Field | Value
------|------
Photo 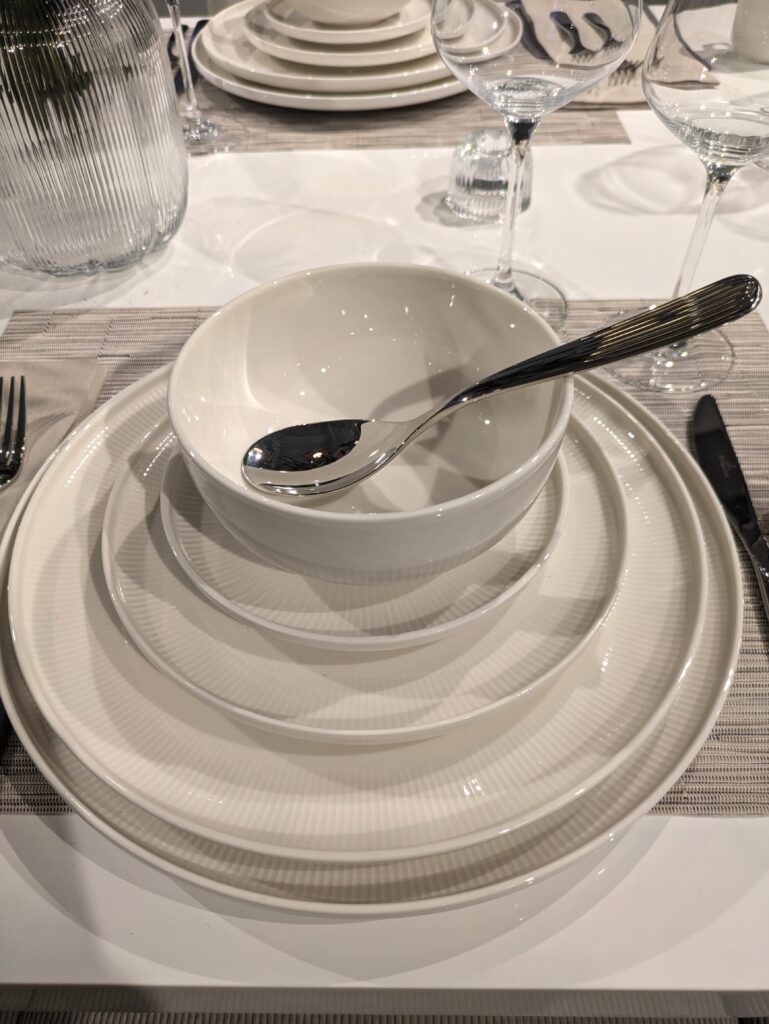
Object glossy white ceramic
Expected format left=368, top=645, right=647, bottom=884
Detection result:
left=11, top=368, right=707, bottom=861
left=101, top=416, right=628, bottom=743
left=264, top=0, right=429, bottom=44
left=155, top=447, right=569, bottom=653
left=0, top=372, right=741, bottom=913
left=167, top=264, right=573, bottom=584
left=286, top=0, right=411, bottom=26
left=244, top=5, right=435, bottom=68
left=202, top=8, right=447, bottom=93
left=192, top=33, right=464, bottom=111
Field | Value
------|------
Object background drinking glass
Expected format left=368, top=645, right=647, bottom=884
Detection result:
left=610, top=0, right=769, bottom=392
left=446, top=129, right=532, bottom=222
left=432, top=0, right=642, bottom=321
left=166, top=0, right=242, bottom=154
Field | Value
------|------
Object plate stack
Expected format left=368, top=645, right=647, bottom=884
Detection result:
left=193, top=0, right=467, bottom=112
left=1, top=264, right=741, bottom=916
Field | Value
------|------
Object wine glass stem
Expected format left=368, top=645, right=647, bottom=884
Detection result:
left=166, top=0, right=201, bottom=121
left=673, top=165, right=734, bottom=299
left=494, top=118, right=537, bottom=291
left=666, top=165, right=734, bottom=353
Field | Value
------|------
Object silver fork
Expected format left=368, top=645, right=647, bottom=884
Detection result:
left=0, top=376, right=26, bottom=491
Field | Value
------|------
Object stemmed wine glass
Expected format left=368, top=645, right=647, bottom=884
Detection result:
left=166, top=0, right=242, bottom=155
left=432, top=0, right=642, bottom=322
left=610, top=0, right=769, bottom=392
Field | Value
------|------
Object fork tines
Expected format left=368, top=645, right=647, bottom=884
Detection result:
left=0, top=375, right=26, bottom=490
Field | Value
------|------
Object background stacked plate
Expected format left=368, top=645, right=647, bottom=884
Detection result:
left=193, top=0, right=468, bottom=112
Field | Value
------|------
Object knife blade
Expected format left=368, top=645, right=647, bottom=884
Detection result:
left=692, top=393, right=769, bottom=623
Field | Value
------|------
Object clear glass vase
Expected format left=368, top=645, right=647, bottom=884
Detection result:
left=0, top=0, right=188, bottom=277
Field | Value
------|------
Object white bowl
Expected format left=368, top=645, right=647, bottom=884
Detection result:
left=286, top=0, right=411, bottom=26
left=168, top=263, right=573, bottom=585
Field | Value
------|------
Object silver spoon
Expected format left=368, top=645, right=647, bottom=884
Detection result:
left=243, top=274, right=760, bottom=496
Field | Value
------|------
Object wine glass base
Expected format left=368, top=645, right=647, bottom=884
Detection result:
left=182, top=114, right=243, bottom=156
left=469, top=268, right=567, bottom=327
left=607, top=328, right=735, bottom=393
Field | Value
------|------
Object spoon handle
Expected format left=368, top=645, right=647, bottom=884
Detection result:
left=438, top=274, right=760, bottom=416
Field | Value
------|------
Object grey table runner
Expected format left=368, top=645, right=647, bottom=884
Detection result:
left=0, top=301, right=766, bottom=816
left=193, top=77, right=631, bottom=149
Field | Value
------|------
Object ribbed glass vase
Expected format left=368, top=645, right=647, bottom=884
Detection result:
left=0, top=0, right=188, bottom=276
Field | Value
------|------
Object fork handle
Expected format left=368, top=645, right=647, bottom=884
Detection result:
left=435, top=274, right=760, bottom=417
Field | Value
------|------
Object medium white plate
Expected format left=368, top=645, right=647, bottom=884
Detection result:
left=245, top=4, right=435, bottom=67
left=156, top=446, right=569, bottom=653
left=9, top=368, right=706, bottom=862
left=202, top=7, right=448, bottom=93
left=0, top=372, right=740, bottom=914
left=102, top=420, right=622, bottom=740
left=264, top=0, right=430, bottom=45
left=193, top=30, right=465, bottom=111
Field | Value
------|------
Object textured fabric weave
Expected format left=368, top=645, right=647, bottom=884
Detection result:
left=191, top=77, right=630, bottom=149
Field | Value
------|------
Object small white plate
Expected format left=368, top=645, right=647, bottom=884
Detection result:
left=103, top=417, right=618, bottom=744
left=265, top=0, right=430, bottom=45
left=202, top=7, right=448, bottom=93
left=10, top=368, right=708, bottom=862
left=245, top=6, right=435, bottom=67
left=158, top=447, right=568, bottom=652
left=192, top=31, right=465, bottom=110
left=0, top=372, right=740, bottom=914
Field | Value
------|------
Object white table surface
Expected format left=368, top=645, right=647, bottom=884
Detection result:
left=2, top=109, right=769, bottom=1016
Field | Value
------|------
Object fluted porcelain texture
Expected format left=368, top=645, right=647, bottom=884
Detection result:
left=0, top=0, right=188, bottom=276
left=0, top=372, right=741, bottom=914
left=8, top=368, right=712, bottom=863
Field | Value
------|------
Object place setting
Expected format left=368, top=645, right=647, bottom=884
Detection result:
left=0, top=253, right=757, bottom=913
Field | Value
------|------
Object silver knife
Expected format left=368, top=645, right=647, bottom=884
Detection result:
left=692, top=394, right=769, bottom=622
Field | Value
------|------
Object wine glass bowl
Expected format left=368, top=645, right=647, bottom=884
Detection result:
left=434, top=1, right=639, bottom=112
left=610, top=0, right=769, bottom=392
left=431, top=0, right=642, bottom=320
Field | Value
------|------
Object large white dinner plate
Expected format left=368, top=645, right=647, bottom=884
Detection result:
left=264, top=0, right=430, bottom=45
left=192, top=30, right=465, bottom=111
left=152, top=447, right=570, bottom=654
left=9, top=367, right=706, bottom=863
left=101, top=419, right=622, bottom=738
left=0, top=372, right=741, bottom=914
left=201, top=7, right=448, bottom=93
left=244, top=4, right=435, bottom=67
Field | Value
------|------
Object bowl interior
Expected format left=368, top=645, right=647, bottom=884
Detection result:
left=171, top=265, right=568, bottom=515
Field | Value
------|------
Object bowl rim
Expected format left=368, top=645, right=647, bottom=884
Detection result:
left=168, top=262, right=574, bottom=523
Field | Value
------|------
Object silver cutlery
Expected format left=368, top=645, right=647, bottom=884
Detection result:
left=0, top=373, right=25, bottom=755
left=243, top=274, right=761, bottom=496
left=0, top=375, right=26, bottom=491
left=692, top=393, right=769, bottom=623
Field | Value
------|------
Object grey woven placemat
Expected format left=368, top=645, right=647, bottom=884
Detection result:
left=192, top=75, right=630, bottom=149
left=0, top=301, right=766, bottom=816
left=5, top=1015, right=751, bottom=1024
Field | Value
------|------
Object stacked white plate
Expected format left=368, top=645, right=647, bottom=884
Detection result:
left=193, top=0, right=467, bottom=112
left=0, top=355, right=741, bottom=914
